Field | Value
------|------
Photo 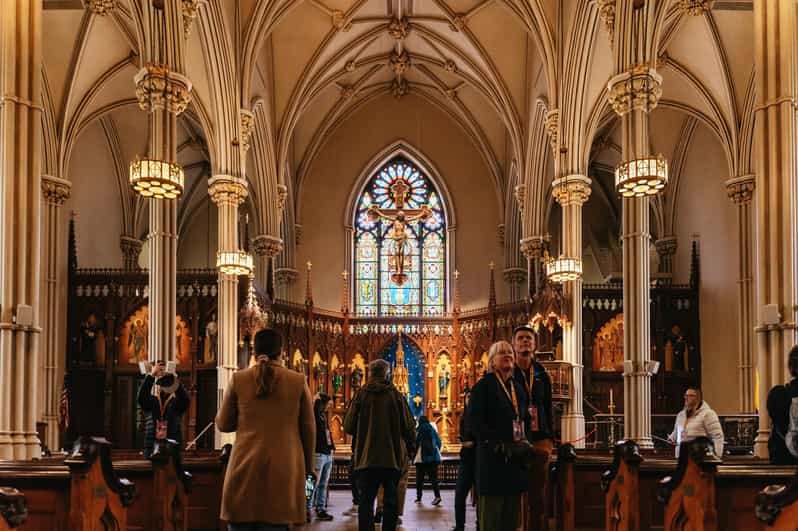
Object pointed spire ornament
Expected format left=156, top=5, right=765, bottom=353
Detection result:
left=305, top=261, right=314, bottom=307
left=341, top=271, right=350, bottom=314
left=488, top=262, right=496, bottom=307
left=453, top=270, right=461, bottom=314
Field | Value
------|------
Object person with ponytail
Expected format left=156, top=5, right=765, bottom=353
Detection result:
left=217, top=328, right=316, bottom=531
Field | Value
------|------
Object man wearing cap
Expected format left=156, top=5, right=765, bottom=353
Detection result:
left=512, top=326, right=554, bottom=531
left=137, top=361, right=190, bottom=457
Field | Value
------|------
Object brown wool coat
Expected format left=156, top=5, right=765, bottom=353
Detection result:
left=216, top=362, right=315, bottom=525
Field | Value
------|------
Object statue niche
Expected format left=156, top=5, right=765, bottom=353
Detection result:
left=531, top=312, right=563, bottom=360
left=119, top=306, right=148, bottom=364
left=77, top=312, right=105, bottom=366
left=436, top=352, right=452, bottom=405
left=592, top=313, right=624, bottom=371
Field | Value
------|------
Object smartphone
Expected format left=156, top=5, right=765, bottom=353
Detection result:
left=305, top=474, right=315, bottom=500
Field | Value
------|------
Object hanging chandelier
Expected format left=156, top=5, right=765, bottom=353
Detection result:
left=129, top=158, right=184, bottom=199
left=615, top=155, right=668, bottom=197
left=544, top=254, right=583, bottom=283
left=216, top=250, right=253, bottom=275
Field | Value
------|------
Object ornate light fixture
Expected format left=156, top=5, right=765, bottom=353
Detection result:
left=216, top=250, right=253, bottom=275
left=129, top=158, right=184, bottom=199
left=614, top=155, right=668, bottom=197
left=544, top=253, right=583, bottom=283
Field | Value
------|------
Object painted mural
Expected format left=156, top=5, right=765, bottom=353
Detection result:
left=380, top=333, right=426, bottom=418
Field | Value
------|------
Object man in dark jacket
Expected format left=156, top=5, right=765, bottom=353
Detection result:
left=137, top=362, right=190, bottom=457
left=767, top=346, right=798, bottom=464
left=512, top=325, right=554, bottom=531
left=470, top=341, right=531, bottom=531
left=309, top=394, right=335, bottom=521
left=344, top=359, right=415, bottom=531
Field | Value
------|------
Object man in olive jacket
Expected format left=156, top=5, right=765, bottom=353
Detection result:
left=344, top=359, right=416, bottom=531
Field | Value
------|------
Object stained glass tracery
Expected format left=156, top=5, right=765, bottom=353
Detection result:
left=354, top=158, right=446, bottom=316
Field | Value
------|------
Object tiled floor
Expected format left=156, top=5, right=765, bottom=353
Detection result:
left=308, top=489, right=477, bottom=530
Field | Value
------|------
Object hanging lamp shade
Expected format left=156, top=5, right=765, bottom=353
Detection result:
left=129, top=158, right=184, bottom=199
left=545, top=255, right=583, bottom=283
left=614, top=155, right=668, bottom=198
left=216, top=250, right=253, bottom=275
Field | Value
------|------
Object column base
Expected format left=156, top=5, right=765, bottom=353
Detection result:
left=754, top=430, right=770, bottom=459
left=560, top=412, right=586, bottom=448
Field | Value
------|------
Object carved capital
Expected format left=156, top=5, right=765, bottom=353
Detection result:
left=41, top=175, right=71, bottom=206
left=208, top=175, right=248, bottom=206
left=120, top=235, right=143, bottom=270
left=182, top=0, right=204, bottom=35
left=552, top=175, right=591, bottom=206
left=725, top=175, right=755, bottom=205
left=252, top=234, right=284, bottom=257
left=239, top=109, right=255, bottom=153
left=82, top=0, right=116, bottom=15
left=388, top=17, right=410, bottom=40
left=390, top=50, right=411, bottom=76
left=134, top=64, right=192, bottom=115
left=544, top=109, right=559, bottom=154
left=520, top=235, right=549, bottom=259
left=514, top=184, right=526, bottom=213
left=275, top=267, right=300, bottom=286
left=502, top=267, right=527, bottom=285
left=655, top=236, right=678, bottom=257
left=607, top=65, right=662, bottom=116
left=597, top=0, right=615, bottom=41
left=679, top=0, right=714, bottom=15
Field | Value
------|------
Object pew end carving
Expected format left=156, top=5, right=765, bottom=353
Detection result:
left=755, top=469, right=798, bottom=530
left=149, top=439, right=192, bottom=531
left=63, top=436, right=135, bottom=530
left=602, top=440, right=643, bottom=531
left=658, top=437, right=721, bottom=531
left=552, top=443, right=576, bottom=531
left=0, top=488, right=27, bottom=530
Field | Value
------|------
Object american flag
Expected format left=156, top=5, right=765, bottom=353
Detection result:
left=58, top=374, right=69, bottom=431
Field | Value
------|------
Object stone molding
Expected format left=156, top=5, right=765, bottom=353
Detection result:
left=252, top=234, right=284, bottom=257
left=520, top=235, right=549, bottom=259
left=239, top=109, right=255, bottom=153
left=41, top=175, right=71, bottom=206
left=725, top=175, right=755, bottom=205
left=655, top=236, right=677, bottom=257
left=552, top=175, right=591, bottom=206
left=514, top=184, right=526, bottom=213
left=134, top=64, right=192, bottom=115
left=277, top=184, right=288, bottom=212
left=597, top=0, right=615, bottom=41
left=679, top=0, right=714, bottom=16
left=607, top=65, right=662, bottom=116
left=208, top=175, right=248, bottom=206
left=275, top=267, right=300, bottom=286
left=182, top=0, right=203, bottom=35
left=544, top=109, right=559, bottom=154
left=388, top=17, right=410, bottom=39
left=82, top=0, right=116, bottom=15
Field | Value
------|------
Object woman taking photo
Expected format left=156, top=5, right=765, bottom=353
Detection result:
left=414, top=415, right=442, bottom=506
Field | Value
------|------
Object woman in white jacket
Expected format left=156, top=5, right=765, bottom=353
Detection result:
left=668, top=388, right=724, bottom=458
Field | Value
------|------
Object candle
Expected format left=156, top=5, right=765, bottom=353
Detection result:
left=609, top=388, right=614, bottom=406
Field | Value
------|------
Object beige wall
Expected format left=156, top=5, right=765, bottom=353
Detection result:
left=296, top=93, right=506, bottom=311
left=672, top=125, right=738, bottom=414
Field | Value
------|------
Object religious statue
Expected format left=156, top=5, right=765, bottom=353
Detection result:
left=351, top=366, right=364, bottom=393
left=79, top=313, right=102, bottom=365
left=665, top=324, right=689, bottom=371
left=392, top=334, right=411, bottom=399
left=332, top=370, right=344, bottom=396
left=127, top=317, right=148, bottom=364
left=438, top=368, right=451, bottom=398
left=204, top=314, right=218, bottom=363
left=175, top=321, right=184, bottom=363
left=593, top=314, right=624, bottom=371
left=366, top=177, right=432, bottom=285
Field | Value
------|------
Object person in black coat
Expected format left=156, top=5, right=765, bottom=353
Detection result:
left=469, top=341, right=531, bottom=531
left=767, top=346, right=798, bottom=464
left=137, top=362, right=190, bottom=457
left=453, top=393, right=478, bottom=531
left=512, top=325, right=554, bottom=531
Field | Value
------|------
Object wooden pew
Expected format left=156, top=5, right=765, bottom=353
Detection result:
left=218, top=444, right=231, bottom=531
left=756, top=469, right=798, bottom=530
left=658, top=437, right=721, bottom=531
left=149, top=440, right=192, bottom=531
left=0, top=488, right=27, bottom=530
left=601, top=440, right=643, bottom=531
left=551, top=443, right=576, bottom=531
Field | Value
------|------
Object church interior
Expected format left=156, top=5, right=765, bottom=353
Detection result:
left=2, top=0, right=798, bottom=529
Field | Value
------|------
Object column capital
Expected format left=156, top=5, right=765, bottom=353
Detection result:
left=520, top=235, right=549, bottom=259
left=514, top=184, right=526, bottom=213
left=208, top=175, right=248, bottom=206
left=41, top=175, right=71, bottom=205
left=654, top=236, right=677, bottom=257
left=725, top=175, right=755, bottom=205
left=275, top=267, right=300, bottom=286
left=182, top=0, right=205, bottom=36
left=277, top=184, right=288, bottom=212
left=544, top=109, right=559, bottom=154
left=607, top=65, right=662, bottom=116
left=597, top=0, right=615, bottom=41
left=252, top=234, right=283, bottom=257
left=134, top=64, right=193, bottom=115
left=239, top=109, right=255, bottom=153
left=678, top=0, right=715, bottom=16
left=82, top=0, right=116, bottom=15
left=552, top=175, right=591, bottom=206
left=502, top=267, right=527, bottom=285
left=120, top=235, right=143, bottom=270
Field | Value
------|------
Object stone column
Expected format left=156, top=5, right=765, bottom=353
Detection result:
left=609, top=65, right=662, bottom=449
left=252, top=234, right=283, bottom=292
left=502, top=268, right=526, bottom=303
left=655, top=237, right=677, bottom=278
left=209, top=176, right=247, bottom=446
left=520, top=236, right=548, bottom=300
left=120, top=235, right=143, bottom=271
left=552, top=175, right=591, bottom=447
left=752, top=0, right=798, bottom=458
left=39, top=175, right=71, bottom=452
left=134, top=64, right=192, bottom=364
left=725, top=176, right=756, bottom=413
left=0, top=0, right=44, bottom=459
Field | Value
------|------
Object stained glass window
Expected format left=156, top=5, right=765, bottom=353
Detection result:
left=354, top=158, right=447, bottom=316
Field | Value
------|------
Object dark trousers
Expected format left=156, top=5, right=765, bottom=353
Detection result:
left=414, top=462, right=441, bottom=500
left=349, top=459, right=360, bottom=505
left=455, top=451, right=477, bottom=530
left=357, top=467, right=401, bottom=531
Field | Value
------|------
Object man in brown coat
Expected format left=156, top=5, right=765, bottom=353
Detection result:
left=344, top=358, right=416, bottom=531
left=217, top=329, right=316, bottom=530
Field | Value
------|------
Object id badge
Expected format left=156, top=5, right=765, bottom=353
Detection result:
left=528, top=405, right=540, bottom=432
left=156, top=420, right=168, bottom=440
left=512, top=419, right=525, bottom=442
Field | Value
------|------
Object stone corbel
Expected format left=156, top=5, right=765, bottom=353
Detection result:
left=514, top=184, right=526, bottom=213
left=134, top=64, right=193, bottom=115
left=502, top=267, right=527, bottom=285
left=725, top=175, right=755, bottom=205
left=82, top=0, right=116, bottom=15
left=275, top=267, right=300, bottom=286
left=607, top=65, right=662, bottom=116
left=678, top=0, right=714, bottom=16
left=544, top=109, right=560, bottom=155
left=277, top=184, right=288, bottom=213
left=182, top=0, right=204, bottom=35
left=597, top=0, right=615, bottom=41
left=239, top=109, right=255, bottom=153
left=41, top=175, right=71, bottom=206
left=252, top=235, right=284, bottom=258
left=520, top=235, right=549, bottom=260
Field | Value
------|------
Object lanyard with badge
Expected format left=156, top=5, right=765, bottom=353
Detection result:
left=520, top=368, right=540, bottom=432
left=155, top=394, right=173, bottom=440
left=497, top=374, right=524, bottom=441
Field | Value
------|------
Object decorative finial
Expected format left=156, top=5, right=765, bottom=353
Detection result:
left=453, top=269, right=461, bottom=314
left=489, top=262, right=496, bottom=307
left=305, top=260, right=314, bottom=307
left=341, top=270, right=350, bottom=314
left=307, top=261, right=312, bottom=271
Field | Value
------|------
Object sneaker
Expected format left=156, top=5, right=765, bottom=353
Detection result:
left=315, top=510, right=334, bottom=521
left=432, top=497, right=442, bottom=506
left=342, top=505, right=358, bottom=516
left=374, top=510, right=382, bottom=523
left=415, top=498, right=422, bottom=503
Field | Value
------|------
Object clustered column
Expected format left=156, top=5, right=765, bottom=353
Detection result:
left=39, top=175, right=71, bottom=452
left=120, top=235, right=144, bottom=271
left=252, top=235, right=284, bottom=293
left=209, top=176, right=248, bottom=446
left=654, top=237, right=677, bottom=279
left=0, top=0, right=44, bottom=459
left=552, top=175, right=591, bottom=447
left=725, top=176, right=755, bottom=413
left=519, top=236, right=548, bottom=300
